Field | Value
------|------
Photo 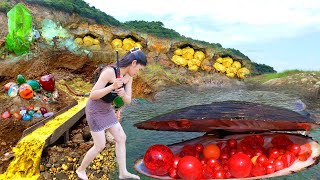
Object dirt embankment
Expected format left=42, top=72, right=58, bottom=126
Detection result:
left=246, top=72, right=320, bottom=115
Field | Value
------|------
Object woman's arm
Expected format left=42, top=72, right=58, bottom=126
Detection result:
left=89, top=68, right=123, bottom=100
left=116, top=76, right=132, bottom=104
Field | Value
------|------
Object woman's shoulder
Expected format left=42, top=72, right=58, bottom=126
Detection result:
left=100, top=66, right=116, bottom=80
left=102, top=66, right=116, bottom=74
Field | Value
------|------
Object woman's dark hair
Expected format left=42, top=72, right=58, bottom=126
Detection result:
left=118, top=47, right=147, bottom=67
left=93, top=48, right=147, bottom=84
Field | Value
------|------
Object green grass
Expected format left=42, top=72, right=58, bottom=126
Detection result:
left=249, top=69, right=319, bottom=83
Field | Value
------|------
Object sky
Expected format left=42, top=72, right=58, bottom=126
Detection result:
left=84, top=0, right=320, bottom=72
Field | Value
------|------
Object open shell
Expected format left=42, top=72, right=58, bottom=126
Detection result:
left=135, top=133, right=320, bottom=179
left=134, top=101, right=320, bottom=133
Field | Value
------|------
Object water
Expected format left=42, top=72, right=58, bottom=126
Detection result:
left=114, top=87, right=320, bottom=180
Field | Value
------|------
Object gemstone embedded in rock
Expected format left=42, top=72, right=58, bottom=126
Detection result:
left=43, top=112, right=54, bottom=118
left=16, top=74, right=26, bottom=85
left=40, top=107, right=48, bottom=115
left=27, top=80, right=41, bottom=91
left=1, top=111, right=11, bottom=119
left=22, top=114, right=31, bottom=121
left=4, top=82, right=15, bottom=91
left=19, top=84, right=34, bottom=99
left=40, top=74, right=55, bottom=91
left=13, top=113, right=22, bottom=120
left=8, top=84, right=19, bottom=97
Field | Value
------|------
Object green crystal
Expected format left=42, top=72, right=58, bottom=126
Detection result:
left=113, top=96, right=125, bottom=108
left=5, top=3, right=33, bottom=55
left=27, top=80, right=41, bottom=91
left=28, top=110, right=35, bottom=117
left=16, top=74, right=26, bottom=85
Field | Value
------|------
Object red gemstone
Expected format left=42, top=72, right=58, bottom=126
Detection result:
left=172, top=156, right=181, bottom=169
left=251, top=164, right=266, bottom=176
left=271, top=135, right=293, bottom=149
left=298, top=143, right=312, bottom=161
left=40, top=74, right=55, bottom=91
left=206, top=158, right=220, bottom=169
left=177, top=156, right=202, bottom=180
left=266, top=163, right=276, bottom=174
left=212, top=170, right=226, bottom=179
left=169, top=167, right=179, bottom=179
left=40, top=107, right=48, bottom=115
left=27, top=105, right=34, bottom=110
left=4, top=82, right=15, bottom=91
left=281, top=151, right=296, bottom=168
left=1, top=111, right=11, bottom=119
left=274, top=159, right=285, bottom=171
left=228, top=153, right=253, bottom=178
left=195, top=144, right=204, bottom=153
left=227, top=138, right=237, bottom=149
left=256, top=154, right=269, bottom=167
left=288, top=144, right=301, bottom=156
left=143, top=144, right=173, bottom=176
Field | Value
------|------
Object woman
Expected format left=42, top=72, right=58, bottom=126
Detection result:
left=76, top=48, right=147, bottom=180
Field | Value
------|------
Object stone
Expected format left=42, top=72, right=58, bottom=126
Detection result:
left=82, top=126, right=91, bottom=141
left=4, top=82, right=15, bottom=91
left=55, top=172, right=68, bottom=180
left=16, top=74, right=26, bottom=85
left=8, top=84, right=19, bottom=97
left=19, top=84, right=34, bottom=99
left=1, top=111, right=11, bottom=119
left=27, top=80, right=41, bottom=91
left=28, top=110, right=35, bottom=117
left=43, top=112, right=54, bottom=118
left=72, top=133, right=84, bottom=143
left=33, top=113, right=43, bottom=118
left=12, top=112, right=22, bottom=120
left=20, top=110, right=27, bottom=116
left=40, top=164, right=45, bottom=172
left=301, top=78, right=308, bottom=83
left=40, top=107, right=48, bottom=115
left=22, top=113, right=31, bottom=121
left=39, top=172, right=53, bottom=180
left=27, top=105, right=34, bottom=110
left=40, top=74, right=55, bottom=92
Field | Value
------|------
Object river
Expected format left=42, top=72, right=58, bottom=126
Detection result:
left=112, top=87, right=320, bottom=180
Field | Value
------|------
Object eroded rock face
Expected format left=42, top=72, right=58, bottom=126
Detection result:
left=49, top=50, right=89, bottom=70
left=0, top=1, right=253, bottom=97
left=0, top=12, right=8, bottom=39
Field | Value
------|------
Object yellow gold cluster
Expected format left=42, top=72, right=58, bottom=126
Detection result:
left=171, top=47, right=205, bottom=72
left=213, top=57, right=250, bottom=79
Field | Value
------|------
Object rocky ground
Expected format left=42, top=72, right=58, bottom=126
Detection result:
left=246, top=72, right=320, bottom=112
left=38, top=117, right=117, bottom=180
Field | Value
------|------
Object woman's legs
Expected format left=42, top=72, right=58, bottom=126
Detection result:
left=109, top=123, right=140, bottom=179
left=76, top=130, right=106, bottom=180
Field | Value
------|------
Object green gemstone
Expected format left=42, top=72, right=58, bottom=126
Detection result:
left=113, top=96, right=125, bottom=108
left=16, top=74, right=26, bottom=85
left=5, top=3, right=33, bottom=55
left=27, top=80, right=41, bottom=91
left=28, top=110, right=35, bottom=117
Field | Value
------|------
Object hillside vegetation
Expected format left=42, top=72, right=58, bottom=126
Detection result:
left=0, top=0, right=275, bottom=75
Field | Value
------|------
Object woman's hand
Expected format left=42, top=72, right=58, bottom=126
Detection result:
left=115, top=87, right=126, bottom=97
left=112, top=78, right=123, bottom=90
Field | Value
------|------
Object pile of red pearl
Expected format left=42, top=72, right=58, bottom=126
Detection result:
left=143, top=134, right=312, bottom=179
